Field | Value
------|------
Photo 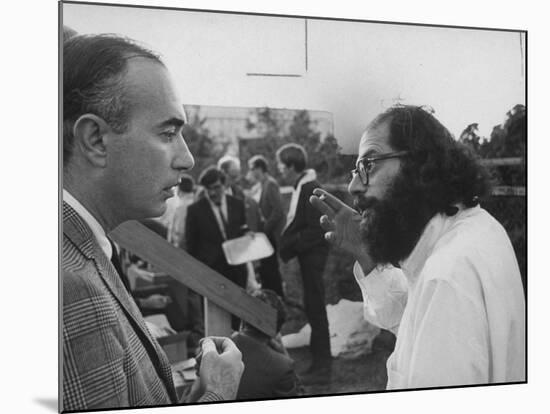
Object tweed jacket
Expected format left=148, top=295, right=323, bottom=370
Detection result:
left=62, top=201, right=177, bottom=411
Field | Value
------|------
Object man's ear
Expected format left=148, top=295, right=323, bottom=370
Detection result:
left=72, top=114, right=112, bottom=168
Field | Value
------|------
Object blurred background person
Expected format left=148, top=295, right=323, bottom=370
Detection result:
left=186, top=167, right=248, bottom=329
left=168, top=173, right=197, bottom=248
left=218, top=154, right=262, bottom=232
left=276, top=143, right=331, bottom=381
left=246, top=155, right=285, bottom=298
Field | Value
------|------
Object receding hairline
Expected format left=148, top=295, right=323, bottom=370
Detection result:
left=358, top=117, right=395, bottom=158
left=115, top=56, right=185, bottom=124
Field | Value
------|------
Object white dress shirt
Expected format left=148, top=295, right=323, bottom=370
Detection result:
left=354, top=206, right=525, bottom=389
left=63, top=189, right=112, bottom=259
left=284, top=168, right=316, bottom=231
left=206, top=194, right=229, bottom=240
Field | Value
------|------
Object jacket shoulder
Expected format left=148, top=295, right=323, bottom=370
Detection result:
left=266, top=177, right=280, bottom=190
left=301, top=180, right=321, bottom=193
left=63, top=253, right=109, bottom=307
left=187, top=197, right=207, bottom=213
left=62, top=235, right=88, bottom=274
left=227, top=194, right=246, bottom=209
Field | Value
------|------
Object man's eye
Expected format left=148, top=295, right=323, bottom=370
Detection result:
left=161, top=131, right=178, bottom=141
left=365, top=161, right=375, bottom=172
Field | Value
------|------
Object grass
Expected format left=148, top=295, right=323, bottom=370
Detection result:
left=278, top=252, right=395, bottom=396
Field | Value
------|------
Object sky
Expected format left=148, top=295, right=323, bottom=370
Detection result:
left=63, top=3, right=524, bottom=153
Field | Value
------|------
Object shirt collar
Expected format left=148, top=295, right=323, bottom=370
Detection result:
left=63, top=189, right=113, bottom=259
left=293, top=168, right=317, bottom=189
left=399, top=205, right=478, bottom=283
left=206, top=192, right=227, bottom=210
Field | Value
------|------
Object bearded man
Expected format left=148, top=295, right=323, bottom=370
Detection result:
left=310, top=105, right=525, bottom=389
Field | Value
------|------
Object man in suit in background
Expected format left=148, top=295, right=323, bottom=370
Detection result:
left=218, top=154, right=263, bottom=232
left=276, top=143, right=332, bottom=381
left=246, top=155, right=285, bottom=298
left=185, top=167, right=248, bottom=329
left=62, top=34, right=243, bottom=411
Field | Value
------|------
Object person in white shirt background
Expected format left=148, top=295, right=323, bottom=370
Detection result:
left=168, top=173, right=197, bottom=248
left=310, top=105, right=525, bottom=390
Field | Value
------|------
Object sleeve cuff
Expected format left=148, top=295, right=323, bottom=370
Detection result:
left=353, top=261, right=396, bottom=300
left=197, top=390, right=224, bottom=402
left=352, top=261, right=408, bottom=333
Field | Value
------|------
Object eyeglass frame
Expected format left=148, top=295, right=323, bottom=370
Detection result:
left=351, top=150, right=409, bottom=186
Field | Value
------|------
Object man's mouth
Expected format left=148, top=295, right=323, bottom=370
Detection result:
left=354, top=196, right=378, bottom=214
left=161, top=184, right=177, bottom=197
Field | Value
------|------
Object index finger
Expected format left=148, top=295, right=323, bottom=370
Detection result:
left=311, top=188, right=348, bottom=212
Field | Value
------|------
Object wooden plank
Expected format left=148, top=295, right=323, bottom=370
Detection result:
left=491, top=186, right=526, bottom=197
left=480, top=157, right=523, bottom=167
left=110, top=220, right=277, bottom=337
left=204, top=299, right=232, bottom=337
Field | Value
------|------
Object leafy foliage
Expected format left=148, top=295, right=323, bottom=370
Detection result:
left=182, top=111, right=229, bottom=181
left=459, top=104, right=526, bottom=186
left=459, top=104, right=526, bottom=290
left=240, top=108, right=349, bottom=182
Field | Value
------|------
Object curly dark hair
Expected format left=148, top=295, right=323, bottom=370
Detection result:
left=198, top=166, right=226, bottom=188
left=370, top=105, right=490, bottom=215
left=355, top=105, right=492, bottom=265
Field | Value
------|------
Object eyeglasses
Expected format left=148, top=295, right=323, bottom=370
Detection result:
left=351, top=150, right=409, bottom=186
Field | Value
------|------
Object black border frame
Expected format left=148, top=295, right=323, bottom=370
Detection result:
left=59, top=1, right=528, bottom=412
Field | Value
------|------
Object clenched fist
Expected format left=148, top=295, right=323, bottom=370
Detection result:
left=186, top=336, right=244, bottom=402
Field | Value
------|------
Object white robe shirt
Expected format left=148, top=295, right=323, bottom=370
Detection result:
left=353, top=206, right=525, bottom=389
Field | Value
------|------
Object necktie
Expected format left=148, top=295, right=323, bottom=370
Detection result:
left=217, top=205, right=228, bottom=240
left=108, top=238, right=131, bottom=292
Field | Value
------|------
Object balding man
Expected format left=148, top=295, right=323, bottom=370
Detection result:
left=62, top=34, right=243, bottom=410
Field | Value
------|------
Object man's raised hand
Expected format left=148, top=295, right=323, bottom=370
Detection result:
left=310, top=188, right=375, bottom=273
left=309, top=188, right=363, bottom=252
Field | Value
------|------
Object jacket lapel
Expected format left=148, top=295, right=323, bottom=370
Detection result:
left=63, top=201, right=177, bottom=402
left=203, top=197, right=225, bottom=241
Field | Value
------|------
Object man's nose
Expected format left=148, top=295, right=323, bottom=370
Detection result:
left=348, top=172, right=366, bottom=196
left=173, top=135, right=195, bottom=171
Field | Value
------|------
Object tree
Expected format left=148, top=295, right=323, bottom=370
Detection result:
left=481, top=104, right=526, bottom=159
left=459, top=123, right=484, bottom=153
left=481, top=104, right=526, bottom=186
left=240, top=108, right=348, bottom=183
left=183, top=111, right=228, bottom=181
left=240, top=107, right=287, bottom=181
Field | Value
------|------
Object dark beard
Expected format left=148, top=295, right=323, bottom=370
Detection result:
left=354, top=174, right=436, bottom=266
